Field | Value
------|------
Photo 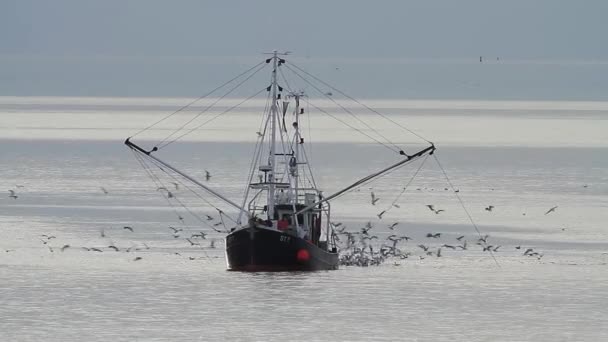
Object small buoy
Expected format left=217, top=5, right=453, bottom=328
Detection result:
left=296, top=249, right=310, bottom=262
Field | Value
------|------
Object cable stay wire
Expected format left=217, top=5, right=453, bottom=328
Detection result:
left=142, top=153, right=240, bottom=230
left=432, top=153, right=500, bottom=267
left=133, top=149, right=229, bottom=233
left=287, top=61, right=432, bottom=146
left=131, top=149, right=209, bottom=229
left=283, top=64, right=402, bottom=154
left=131, top=60, right=267, bottom=139
left=298, top=98, right=400, bottom=154
left=383, top=154, right=429, bottom=215
left=157, top=63, right=269, bottom=148
left=158, top=87, right=268, bottom=149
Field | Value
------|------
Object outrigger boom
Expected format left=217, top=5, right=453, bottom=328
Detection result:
left=294, top=143, right=435, bottom=216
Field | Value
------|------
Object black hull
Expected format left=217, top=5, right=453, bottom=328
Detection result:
left=225, top=226, right=339, bottom=271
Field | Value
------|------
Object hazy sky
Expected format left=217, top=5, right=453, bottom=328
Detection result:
left=2, top=0, right=608, bottom=98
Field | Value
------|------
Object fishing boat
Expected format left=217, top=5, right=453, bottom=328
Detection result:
left=125, top=51, right=435, bottom=271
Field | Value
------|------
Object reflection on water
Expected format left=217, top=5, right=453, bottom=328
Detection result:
left=1, top=98, right=608, bottom=341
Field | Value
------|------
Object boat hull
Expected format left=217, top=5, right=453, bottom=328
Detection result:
left=225, top=226, right=339, bottom=271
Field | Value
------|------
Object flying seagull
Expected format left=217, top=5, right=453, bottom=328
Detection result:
left=123, top=226, right=134, bottom=232
left=544, top=206, right=558, bottom=215
left=485, top=205, right=494, bottom=212
left=205, top=170, right=211, bottom=181
left=371, top=192, right=380, bottom=205
left=100, top=187, right=109, bottom=194
left=8, top=190, right=18, bottom=199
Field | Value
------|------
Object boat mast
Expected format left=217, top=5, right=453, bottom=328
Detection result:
left=268, top=50, right=279, bottom=221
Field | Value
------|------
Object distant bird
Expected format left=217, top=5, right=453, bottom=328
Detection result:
left=583, top=184, right=588, bottom=188
left=142, top=243, right=150, bottom=250
left=169, top=226, right=183, bottom=233
left=90, top=248, right=103, bottom=252
left=523, top=248, right=534, bottom=255
left=331, top=222, right=343, bottom=227
left=544, top=206, right=558, bottom=215
left=456, top=235, right=465, bottom=241
left=171, top=182, right=179, bottom=190
left=426, top=204, right=444, bottom=214
left=442, top=244, right=456, bottom=250
left=8, top=190, right=18, bottom=199
left=418, top=244, right=429, bottom=252
left=256, top=131, right=263, bottom=137
left=133, top=257, right=142, bottom=261
left=60, top=244, right=70, bottom=252
left=477, top=235, right=489, bottom=244
left=41, top=235, right=56, bottom=240
left=167, top=191, right=174, bottom=198
left=457, top=241, right=468, bottom=250
left=388, top=222, right=399, bottom=230
left=123, top=226, right=133, bottom=232
left=100, top=229, right=105, bottom=238
left=205, top=170, right=211, bottom=181
left=47, top=246, right=54, bottom=253
left=100, top=187, right=108, bottom=194
left=324, top=91, right=333, bottom=96
left=371, top=192, right=380, bottom=205
left=493, top=245, right=501, bottom=252
left=191, top=232, right=207, bottom=239
left=426, top=233, right=441, bottom=238
left=209, top=239, right=216, bottom=248
left=157, top=187, right=168, bottom=191
left=213, top=222, right=223, bottom=227
left=186, top=238, right=200, bottom=246
left=377, top=210, right=386, bottom=219
left=485, top=205, right=494, bottom=212
left=108, top=245, right=119, bottom=251
left=436, top=248, right=442, bottom=257
left=392, top=204, right=401, bottom=208
left=206, top=215, right=214, bottom=221
left=515, top=245, right=521, bottom=250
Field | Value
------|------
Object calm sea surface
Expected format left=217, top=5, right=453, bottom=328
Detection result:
left=1, top=97, right=607, bottom=341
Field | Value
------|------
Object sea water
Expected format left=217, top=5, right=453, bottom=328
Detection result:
left=1, top=96, right=607, bottom=341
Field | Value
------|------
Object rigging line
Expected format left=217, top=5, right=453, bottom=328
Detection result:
left=384, top=154, right=429, bottom=214
left=133, top=148, right=227, bottom=232
left=238, top=93, right=273, bottom=224
left=305, top=97, right=314, bottom=174
left=326, top=155, right=422, bottom=204
left=131, top=60, right=266, bottom=139
left=303, top=98, right=399, bottom=153
left=278, top=66, right=293, bottom=92
left=142, top=154, right=238, bottom=229
left=131, top=149, right=201, bottom=227
left=158, top=87, right=268, bottom=149
left=287, top=61, right=432, bottom=145
left=298, top=139, right=318, bottom=188
left=284, top=64, right=402, bottom=153
left=157, top=63, right=268, bottom=148
left=432, top=154, right=500, bottom=267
